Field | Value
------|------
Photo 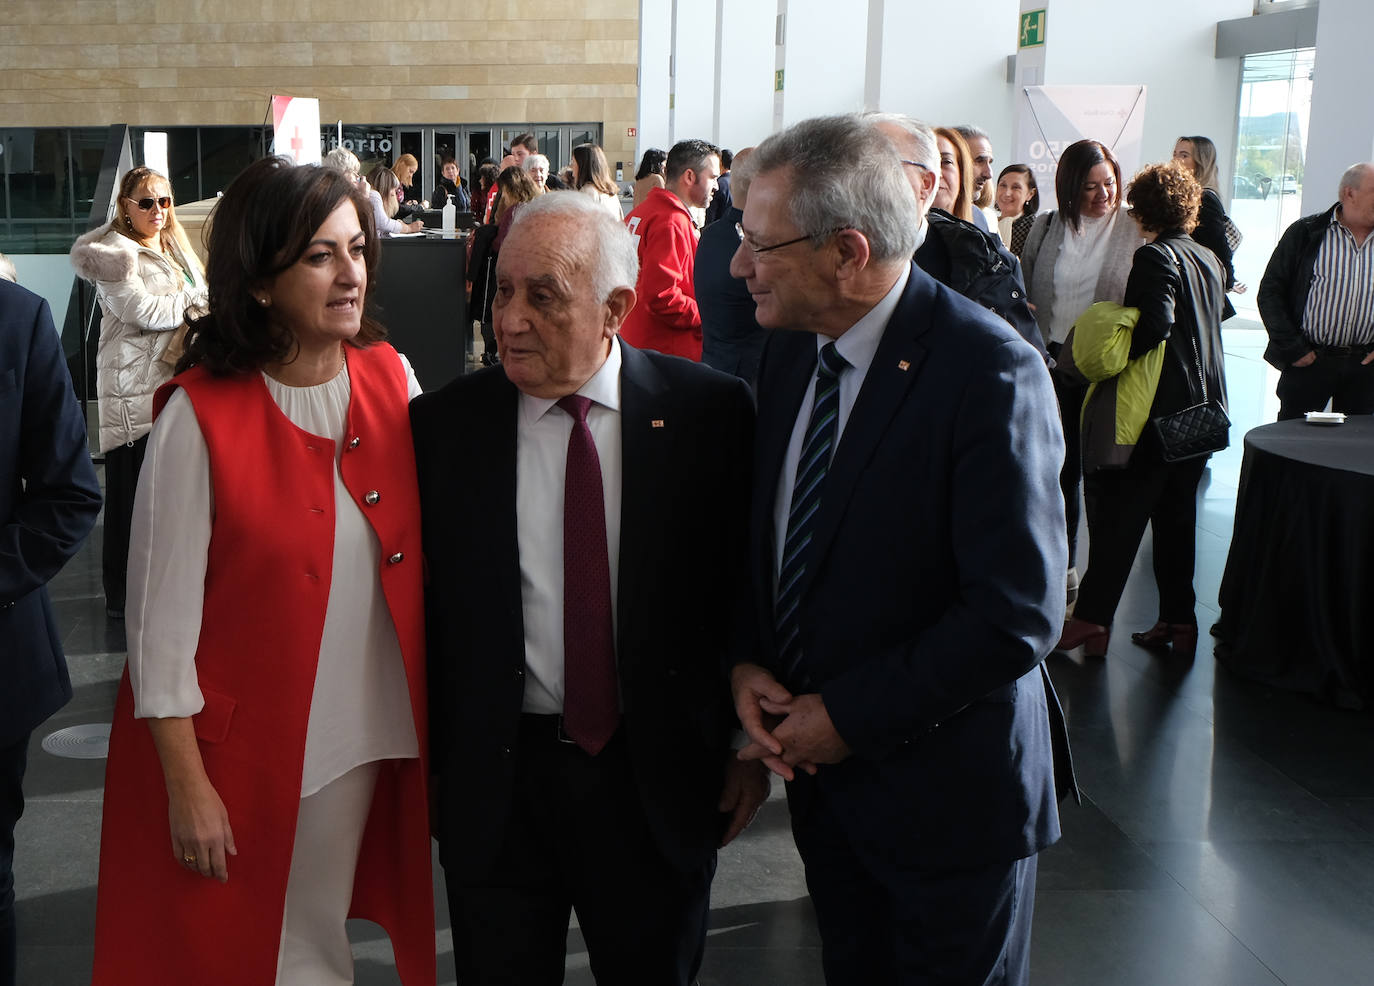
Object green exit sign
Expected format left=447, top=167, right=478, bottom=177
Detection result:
left=775, top=70, right=785, bottom=92
left=1019, top=9, right=1046, bottom=49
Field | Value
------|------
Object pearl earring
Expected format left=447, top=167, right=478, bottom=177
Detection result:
left=257, top=296, right=270, bottom=307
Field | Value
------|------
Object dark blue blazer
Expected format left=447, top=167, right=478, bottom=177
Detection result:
left=696, top=206, right=768, bottom=383
left=749, top=263, right=1069, bottom=867
left=0, top=279, right=102, bottom=746
left=703, top=172, right=733, bottom=227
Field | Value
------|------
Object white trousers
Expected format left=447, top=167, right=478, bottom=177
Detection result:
left=274, top=761, right=380, bottom=986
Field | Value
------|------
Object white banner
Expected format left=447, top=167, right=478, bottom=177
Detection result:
left=1014, top=85, right=1147, bottom=212
left=271, top=95, right=322, bottom=166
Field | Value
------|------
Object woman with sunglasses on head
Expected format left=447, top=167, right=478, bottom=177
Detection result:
left=71, top=166, right=207, bottom=620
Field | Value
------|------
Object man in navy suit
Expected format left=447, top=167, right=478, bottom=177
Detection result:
left=729, top=115, right=1068, bottom=985
left=0, top=273, right=102, bottom=986
left=696, top=146, right=769, bottom=382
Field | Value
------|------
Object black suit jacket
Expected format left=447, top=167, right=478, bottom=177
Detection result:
left=914, top=209, right=1047, bottom=362
left=412, top=340, right=753, bottom=880
left=749, top=264, right=1069, bottom=867
left=1, top=279, right=102, bottom=746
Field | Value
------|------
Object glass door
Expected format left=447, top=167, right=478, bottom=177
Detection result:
left=462, top=128, right=493, bottom=189
left=395, top=127, right=424, bottom=198
left=535, top=128, right=563, bottom=172
left=1230, top=48, right=1315, bottom=318
left=431, top=128, right=459, bottom=202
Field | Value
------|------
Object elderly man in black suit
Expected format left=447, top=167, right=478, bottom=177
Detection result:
left=411, top=192, right=769, bottom=985
left=0, top=274, right=102, bottom=986
left=729, top=115, right=1071, bottom=986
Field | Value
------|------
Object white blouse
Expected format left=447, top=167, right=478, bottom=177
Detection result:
left=580, top=183, right=625, bottom=220
left=126, top=356, right=423, bottom=796
left=1049, top=210, right=1119, bottom=345
left=368, top=188, right=411, bottom=237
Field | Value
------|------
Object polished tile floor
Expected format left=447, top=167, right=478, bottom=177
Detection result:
left=15, top=324, right=1374, bottom=985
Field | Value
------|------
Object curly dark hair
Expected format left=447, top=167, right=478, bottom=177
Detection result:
left=178, top=157, right=384, bottom=375
left=1126, top=161, right=1201, bottom=235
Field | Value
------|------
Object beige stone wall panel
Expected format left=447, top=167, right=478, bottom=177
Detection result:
left=5, top=1, right=110, bottom=26
left=1, top=1, right=640, bottom=130
left=0, top=68, right=177, bottom=90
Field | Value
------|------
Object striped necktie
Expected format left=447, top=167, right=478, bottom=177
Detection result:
left=775, top=341, right=849, bottom=683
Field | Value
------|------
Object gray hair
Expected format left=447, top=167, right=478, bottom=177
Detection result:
left=0, top=252, right=16, bottom=283
left=507, top=192, right=640, bottom=304
left=1339, top=162, right=1373, bottom=196
left=738, top=114, right=917, bottom=262
left=322, top=147, right=361, bottom=177
left=863, top=111, right=938, bottom=171
left=521, top=154, right=549, bottom=173
left=953, top=124, right=991, bottom=145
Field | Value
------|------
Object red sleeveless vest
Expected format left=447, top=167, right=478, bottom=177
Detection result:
left=93, top=343, right=435, bottom=985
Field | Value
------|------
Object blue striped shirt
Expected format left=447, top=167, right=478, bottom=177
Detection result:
left=1301, top=208, right=1374, bottom=347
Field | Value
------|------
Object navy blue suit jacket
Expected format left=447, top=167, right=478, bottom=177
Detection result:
left=749, top=264, right=1068, bottom=867
left=696, top=206, right=768, bottom=383
left=0, top=279, right=102, bottom=746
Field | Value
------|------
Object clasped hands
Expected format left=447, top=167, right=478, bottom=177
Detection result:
left=730, top=663, right=851, bottom=781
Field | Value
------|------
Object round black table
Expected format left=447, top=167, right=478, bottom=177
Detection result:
left=1213, top=416, right=1374, bottom=709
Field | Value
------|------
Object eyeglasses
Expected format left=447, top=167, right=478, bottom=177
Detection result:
left=735, top=222, right=850, bottom=257
left=901, top=160, right=931, bottom=173
left=129, top=196, right=172, bottom=211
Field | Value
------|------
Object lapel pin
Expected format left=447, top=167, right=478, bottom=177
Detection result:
left=651, top=419, right=666, bottom=428
left=897, top=360, right=910, bottom=371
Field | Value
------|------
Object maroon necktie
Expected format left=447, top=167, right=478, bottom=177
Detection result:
left=558, top=395, right=619, bottom=754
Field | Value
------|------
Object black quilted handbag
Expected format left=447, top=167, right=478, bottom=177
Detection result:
left=1150, top=244, right=1230, bottom=462
left=1152, top=398, right=1230, bottom=462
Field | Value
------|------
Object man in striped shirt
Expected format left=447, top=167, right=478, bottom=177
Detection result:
left=1259, top=162, right=1374, bottom=420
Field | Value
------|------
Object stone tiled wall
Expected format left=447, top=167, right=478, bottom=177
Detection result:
left=0, top=0, right=639, bottom=163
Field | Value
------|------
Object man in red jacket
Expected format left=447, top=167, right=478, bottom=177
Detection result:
left=622, top=138, right=720, bottom=360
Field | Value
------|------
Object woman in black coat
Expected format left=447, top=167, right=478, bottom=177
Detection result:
left=431, top=158, right=470, bottom=212
left=1056, top=162, right=1228, bottom=659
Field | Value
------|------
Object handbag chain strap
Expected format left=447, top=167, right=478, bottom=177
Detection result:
left=1160, top=241, right=1209, bottom=404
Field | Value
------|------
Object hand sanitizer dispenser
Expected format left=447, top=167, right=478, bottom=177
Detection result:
left=442, top=200, right=456, bottom=236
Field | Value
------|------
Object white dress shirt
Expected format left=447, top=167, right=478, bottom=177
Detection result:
left=1049, top=209, right=1118, bottom=344
left=772, top=265, right=911, bottom=584
left=516, top=339, right=624, bottom=714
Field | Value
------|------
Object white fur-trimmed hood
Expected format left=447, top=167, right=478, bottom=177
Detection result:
left=70, top=225, right=142, bottom=283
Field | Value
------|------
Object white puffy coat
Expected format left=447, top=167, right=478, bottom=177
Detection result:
left=70, top=226, right=207, bottom=452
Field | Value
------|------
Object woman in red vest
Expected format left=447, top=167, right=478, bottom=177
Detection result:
left=93, top=157, right=435, bottom=985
